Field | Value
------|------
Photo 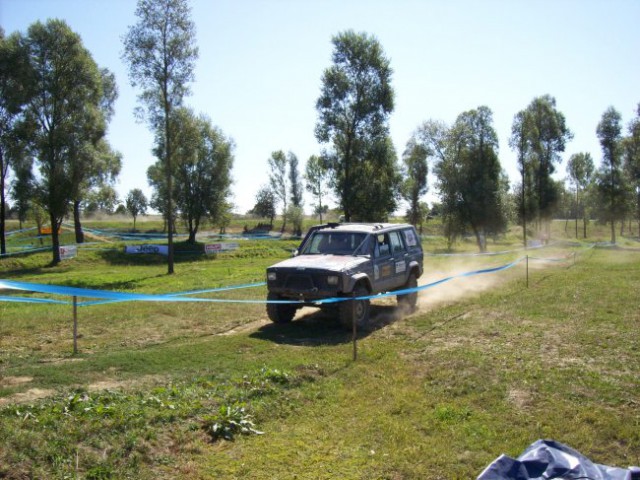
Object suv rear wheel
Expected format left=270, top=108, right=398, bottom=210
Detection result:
left=339, top=285, right=370, bottom=330
left=266, top=293, right=297, bottom=323
left=397, top=272, right=418, bottom=312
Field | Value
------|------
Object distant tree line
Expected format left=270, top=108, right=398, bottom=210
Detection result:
left=251, top=29, right=639, bottom=251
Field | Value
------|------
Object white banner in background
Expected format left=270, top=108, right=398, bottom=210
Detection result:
left=124, top=245, right=169, bottom=256
left=59, top=245, right=77, bottom=260
left=205, top=243, right=239, bottom=254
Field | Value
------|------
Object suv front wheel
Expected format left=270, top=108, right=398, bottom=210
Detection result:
left=339, top=285, right=370, bottom=330
left=266, top=293, right=298, bottom=323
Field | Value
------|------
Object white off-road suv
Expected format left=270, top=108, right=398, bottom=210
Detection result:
left=265, top=223, right=424, bottom=329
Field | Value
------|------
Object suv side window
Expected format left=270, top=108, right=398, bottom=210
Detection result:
left=374, top=233, right=390, bottom=258
left=389, top=230, right=405, bottom=254
left=402, top=228, right=420, bottom=251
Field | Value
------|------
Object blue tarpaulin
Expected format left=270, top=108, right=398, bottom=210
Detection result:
left=477, top=440, right=638, bottom=480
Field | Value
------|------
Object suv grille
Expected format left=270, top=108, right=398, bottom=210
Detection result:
left=284, top=274, right=314, bottom=290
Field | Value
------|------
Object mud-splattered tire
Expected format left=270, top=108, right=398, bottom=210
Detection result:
left=266, top=292, right=297, bottom=323
left=338, top=285, right=370, bottom=330
left=397, top=272, right=418, bottom=312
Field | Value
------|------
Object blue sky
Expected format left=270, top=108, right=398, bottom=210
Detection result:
left=2, top=0, right=639, bottom=214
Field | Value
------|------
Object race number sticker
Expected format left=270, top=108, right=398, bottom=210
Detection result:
left=395, top=260, right=406, bottom=274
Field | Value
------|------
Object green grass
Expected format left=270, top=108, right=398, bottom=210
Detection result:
left=0, top=219, right=639, bottom=479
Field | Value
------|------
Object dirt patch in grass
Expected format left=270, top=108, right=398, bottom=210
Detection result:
left=218, top=318, right=270, bottom=336
left=0, top=388, right=56, bottom=406
left=87, top=374, right=167, bottom=392
left=0, top=376, right=33, bottom=387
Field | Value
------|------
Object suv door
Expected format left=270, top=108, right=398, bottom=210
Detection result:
left=373, top=230, right=407, bottom=292
left=388, top=230, right=409, bottom=287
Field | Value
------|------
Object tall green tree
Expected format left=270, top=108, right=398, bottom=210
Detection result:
left=125, top=188, right=148, bottom=231
left=288, top=152, right=303, bottom=208
left=69, top=69, right=120, bottom=243
left=20, top=20, right=112, bottom=264
left=566, top=152, right=595, bottom=238
left=305, top=154, right=330, bottom=223
left=315, top=30, right=395, bottom=221
left=287, top=152, right=303, bottom=236
left=435, top=106, right=507, bottom=252
left=511, top=96, right=573, bottom=243
left=268, top=150, right=289, bottom=232
left=123, top=0, right=198, bottom=274
left=168, top=108, right=234, bottom=243
left=401, top=135, right=429, bottom=229
left=0, top=29, right=33, bottom=255
left=623, top=104, right=640, bottom=236
left=596, top=107, right=626, bottom=243
left=509, top=110, right=535, bottom=247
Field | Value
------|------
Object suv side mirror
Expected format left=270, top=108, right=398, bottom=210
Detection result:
left=292, top=249, right=299, bottom=257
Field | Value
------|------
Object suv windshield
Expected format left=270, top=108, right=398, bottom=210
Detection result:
left=302, top=231, right=369, bottom=256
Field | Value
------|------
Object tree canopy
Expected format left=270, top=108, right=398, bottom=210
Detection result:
left=315, top=30, right=397, bottom=222
left=434, top=106, right=508, bottom=252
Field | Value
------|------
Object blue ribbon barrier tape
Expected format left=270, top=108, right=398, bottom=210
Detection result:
left=0, top=253, right=574, bottom=308
left=315, top=257, right=525, bottom=305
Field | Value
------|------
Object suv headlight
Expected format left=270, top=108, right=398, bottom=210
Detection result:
left=267, top=272, right=277, bottom=281
left=327, top=275, right=339, bottom=286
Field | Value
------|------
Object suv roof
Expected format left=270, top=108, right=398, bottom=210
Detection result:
left=312, top=222, right=411, bottom=233
left=296, top=222, right=416, bottom=255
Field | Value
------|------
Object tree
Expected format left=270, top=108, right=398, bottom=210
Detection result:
left=288, top=153, right=303, bottom=209
left=0, top=29, right=33, bottom=255
left=509, top=110, right=535, bottom=247
left=125, top=188, right=148, bottom=230
left=596, top=107, right=625, bottom=243
left=85, top=184, right=120, bottom=215
left=315, top=30, right=395, bottom=221
left=251, top=185, right=276, bottom=227
left=268, top=150, right=289, bottom=232
left=401, top=135, right=429, bottom=230
left=20, top=20, right=112, bottom=264
left=511, top=96, right=573, bottom=244
left=168, top=107, right=234, bottom=243
left=304, top=154, right=330, bottom=223
left=566, top=152, right=595, bottom=238
left=434, top=106, right=507, bottom=252
left=68, top=69, right=120, bottom=243
left=623, top=104, right=640, bottom=236
left=123, top=0, right=198, bottom=274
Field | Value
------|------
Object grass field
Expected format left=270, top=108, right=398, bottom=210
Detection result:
left=0, top=219, right=639, bottom=479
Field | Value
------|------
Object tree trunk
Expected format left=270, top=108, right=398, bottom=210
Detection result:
left=0, top=176, right=6, bottom=256
left=50, top=212, right=61, bottom=265
left=575, top=189, right=579, bottom=239
left=73, top=200, right=84, bottom=244
left=611, top=220, right=616, bottom=244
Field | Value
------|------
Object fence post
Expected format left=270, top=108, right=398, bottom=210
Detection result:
left=73, top=296, right=78, bottom=355
left=526, top=255, right=529, bottom=288
left=352, top=292, right=358, bottom=361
